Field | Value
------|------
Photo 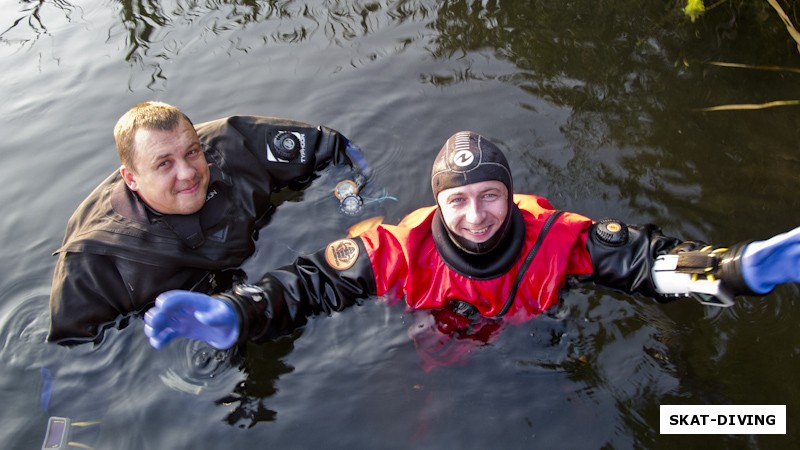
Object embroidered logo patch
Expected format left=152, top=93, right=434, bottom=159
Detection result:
left=324, top=238, right=359, bottom=271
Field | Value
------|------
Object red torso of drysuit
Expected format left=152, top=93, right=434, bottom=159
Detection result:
left=359, top=194, right=595, bottom=323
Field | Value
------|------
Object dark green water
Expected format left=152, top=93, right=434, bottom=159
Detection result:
left=1, top=1, right=798, bottom=448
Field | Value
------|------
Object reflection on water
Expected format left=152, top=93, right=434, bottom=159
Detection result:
left=1, top=0, right=76, bottom=47
left=2, top=0, right=438, bottom=88
left=214, top=338, right=295, bottom=428
left=1, top=0, right=799, bottom=448
left=426, top=0, right=800, bottom=234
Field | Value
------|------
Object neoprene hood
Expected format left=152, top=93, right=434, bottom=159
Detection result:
left=431, top=131, right=516, bottom=255
left=431, top=131, right=513, bottom=200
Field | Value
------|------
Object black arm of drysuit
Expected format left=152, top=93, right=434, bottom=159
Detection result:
left=585, top=220, right=758, bottom=302
left=219, top=115, right=363, bottom=190
left=220, top=238, right=377, bottom=343
left=585, top=221, right=696, bottom=302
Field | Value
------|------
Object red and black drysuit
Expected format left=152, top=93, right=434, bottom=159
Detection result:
left=220, top=194, right=744, bottom=360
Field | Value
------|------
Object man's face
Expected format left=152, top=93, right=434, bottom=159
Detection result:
left=436, top=180, right=509, bottom=244
left=120, top=120, right=210, bottom=215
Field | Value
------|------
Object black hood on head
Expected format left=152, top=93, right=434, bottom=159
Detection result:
left=431, top=131, right=514, bottom=255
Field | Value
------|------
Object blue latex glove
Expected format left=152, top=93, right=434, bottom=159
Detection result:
left=144, top=290, right=239, bottom=350
left=742, top=226, right=800, bottom=294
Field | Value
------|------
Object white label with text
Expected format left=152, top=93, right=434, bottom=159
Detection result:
left=660, top=405, right=785, bottom=434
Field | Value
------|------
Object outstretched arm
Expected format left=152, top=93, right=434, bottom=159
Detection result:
left=587, top=220, right=800, bottom=306
left=145, top=238, right=377, bottom=349
left=197, top=115, right=370, bottom=192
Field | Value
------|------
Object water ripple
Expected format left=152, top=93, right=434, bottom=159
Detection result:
left=0, top=278, right=51, bottom=368
left=158, top=340, right=238, bottom=395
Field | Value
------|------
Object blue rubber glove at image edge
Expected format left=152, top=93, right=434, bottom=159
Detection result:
left=742, top=225, right=800, bottom=294
left=144, top=290, right=239, bottom=350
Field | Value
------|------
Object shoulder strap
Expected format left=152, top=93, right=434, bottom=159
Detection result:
left=498, top=210, right=564, bottom=316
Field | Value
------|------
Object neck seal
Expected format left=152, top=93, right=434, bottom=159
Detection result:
left=432, top=204, right=525, bottom=280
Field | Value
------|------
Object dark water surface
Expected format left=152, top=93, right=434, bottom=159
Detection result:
left=2, top=0, right=799, bottom=448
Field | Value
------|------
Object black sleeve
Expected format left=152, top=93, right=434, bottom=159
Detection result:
left=197, top=115, right=364, bottom=192
left=48, top=253, right=213, bottom=345
left=219, top=238, right=377, bottom=343
left=47, top=252, right=132, bottom=344
left=585, top=219, right=759, bottom=303
left=584, top=219, right=704, bottom=302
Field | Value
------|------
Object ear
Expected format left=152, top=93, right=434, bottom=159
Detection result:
left=120, top=166, right=138, bottom=191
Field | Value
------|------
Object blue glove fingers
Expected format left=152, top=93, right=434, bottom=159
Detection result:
left=144, top=300, right=184, bottom=349
left=144, top=290, right=238, bottom=349
left=144, top=323, right=179, bottom=349
left=742, top=226, right=800, bottom=294
left=144, top=303, right=173, bottom=333
left=155, top=290, right=215, bottom=313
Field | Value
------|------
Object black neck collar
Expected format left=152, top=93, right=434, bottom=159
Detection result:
left=111, top=164, right=230, bottom=249
left=431, top=204, right=525, bottom=280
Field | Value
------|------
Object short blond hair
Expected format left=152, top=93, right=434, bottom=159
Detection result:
left=113, top=101, right=193, bottom=170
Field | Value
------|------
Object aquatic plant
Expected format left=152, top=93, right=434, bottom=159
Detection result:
left=766, top=0, right=800, bottom=54
left=683, top=0, right=706, bottom=23
left=686, top=0, right=800, bottom=111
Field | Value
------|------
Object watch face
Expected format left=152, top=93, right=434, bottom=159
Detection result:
left=339, top=194, right=364, bottom=216
left=334, top=180, right=359, bottom=200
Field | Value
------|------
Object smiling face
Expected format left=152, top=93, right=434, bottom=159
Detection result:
left=119, top=119, right=210, bottom=215
left=436, top=180, right=509, bottom=244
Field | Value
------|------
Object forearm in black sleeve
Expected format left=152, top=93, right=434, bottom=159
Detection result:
left=218, top=238, right=377, bottom=343
left=585, top=219, right=690, bottom=302
left=229, top=115, right=364, bottom=189
left=586, top=219, right=758, bottom=305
